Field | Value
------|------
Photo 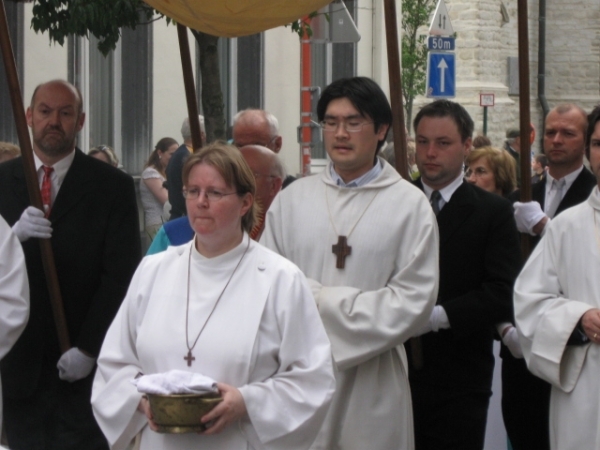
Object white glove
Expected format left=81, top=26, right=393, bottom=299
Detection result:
left=57, top=347, right=96, bottom=382
left=414, top=305, right=450, bottom=337
left=501, top=326, right=524, bottom=359
left=11, top=206, right=52, bottom=242
left=513, top=201, right=546, bottom=236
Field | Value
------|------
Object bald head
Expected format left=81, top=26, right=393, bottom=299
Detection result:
left=31, top=80, right=83, bottom=115
left=27, top=79, right=85, bottom=165
left=240, top=145, right=284, bottom=213
left=232, top=109, right=282, bottom=153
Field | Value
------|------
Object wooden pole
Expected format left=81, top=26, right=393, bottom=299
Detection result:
left=177, top=24, right=203, bottom=151
left=384, top=0, right=409, bottom=180
left=0, top=0, right=70, bottom=353
left=384, top=0, right=422, bottom=369
left=517, top=0, right=532, bottom=258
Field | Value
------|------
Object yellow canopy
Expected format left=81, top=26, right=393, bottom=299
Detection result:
left=143, top=0, right=332, bottom=37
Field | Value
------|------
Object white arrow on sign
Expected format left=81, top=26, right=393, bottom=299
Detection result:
left=437, top=58, right=448, bottom=92
left=429, top=0, right=454, bottom=36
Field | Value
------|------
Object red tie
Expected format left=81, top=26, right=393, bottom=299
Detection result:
left=41, top=166, right=54, bottom=218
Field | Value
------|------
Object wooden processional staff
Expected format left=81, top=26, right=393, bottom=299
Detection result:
left=0, top=0, right=71, bottom=353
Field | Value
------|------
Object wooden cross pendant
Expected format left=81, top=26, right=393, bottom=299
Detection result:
left=332, top=235, right=352, bottom=269
left=184, top=350, right=195, bottom=367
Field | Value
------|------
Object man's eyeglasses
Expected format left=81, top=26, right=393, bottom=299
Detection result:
left=182, top=188, right=238, bottom=202
left=319, top=120, right=374, bottom=133
left=465, top=167, right=489, bottom=178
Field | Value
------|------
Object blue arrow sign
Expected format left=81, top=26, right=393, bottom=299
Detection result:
left=427, top=52, right=456, bottom=98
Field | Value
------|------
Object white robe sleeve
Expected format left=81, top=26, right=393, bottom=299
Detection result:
left=92, top=257, right=155, bottom=450
left=0, top=217, right=29, bottom=430
left=238, top=264, right=335, bottom=450
left=0, top=217, right=29, bottom=360
left=514, top=221, right=594, bottom=392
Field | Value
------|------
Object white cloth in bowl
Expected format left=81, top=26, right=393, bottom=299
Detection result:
left=131, top=370, right=218, bottom=395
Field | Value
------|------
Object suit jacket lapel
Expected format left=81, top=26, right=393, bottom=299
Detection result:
left=532, top=178, right=546, bottom=209
left=436, top=182, right=476, bottom=245
left=415, top=178, right=476, bottom=245
left=12, top=161, right=30, bottom=206
left=49, top=150, right=95, bottom=224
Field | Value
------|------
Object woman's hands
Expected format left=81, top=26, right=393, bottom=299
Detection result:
left=138, top=396, right=159, bottom=432
left=200, top=382, right=247, bottom=435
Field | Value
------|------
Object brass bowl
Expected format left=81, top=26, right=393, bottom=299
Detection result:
left=146, top=393, right=222, bottom=433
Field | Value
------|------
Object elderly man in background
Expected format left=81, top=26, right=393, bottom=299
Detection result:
left=239, top=145, right=284, bottom=240
left=232, top=108, right=295, bottom=188
left=166, top=115, right=206, bottom=219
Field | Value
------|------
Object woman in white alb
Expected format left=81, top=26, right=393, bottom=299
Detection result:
left=140, top=137, right=178, bottom=238
left=92, top=142, right=335, bottom=450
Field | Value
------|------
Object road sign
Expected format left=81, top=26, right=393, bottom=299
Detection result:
left=428, top=36, right=455, bottom=51
left=480, top=93, right=495, bottom=107
left=427, top=52, right=456, bottom=98
left=429, top=0, right=454, bottom=36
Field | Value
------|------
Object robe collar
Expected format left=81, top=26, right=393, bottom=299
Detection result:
left=588, top=186, right=600, bottom=211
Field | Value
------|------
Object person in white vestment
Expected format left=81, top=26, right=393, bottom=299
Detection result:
left=514, top=105, right=600, bottom=450
left=92, top=142, right=336, bottom=450
left=261, top=77, right=439, bottom=450
left=0, top=216, right=29, bottom=431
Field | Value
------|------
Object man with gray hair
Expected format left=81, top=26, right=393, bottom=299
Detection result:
left=233, top=108, right=295, bottom=188
left=165, top=115, right=205, bottom=219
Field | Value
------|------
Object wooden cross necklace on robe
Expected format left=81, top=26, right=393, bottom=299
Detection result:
left=325, top=185, right=380, bottom=269
left=184, top=236, right=250, bottom=366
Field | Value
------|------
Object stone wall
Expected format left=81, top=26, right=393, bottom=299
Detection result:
left=411, top=0, right=600, bottom=154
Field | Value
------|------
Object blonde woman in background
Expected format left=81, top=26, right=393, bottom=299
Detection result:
left=0, top=142, right=20, bottom=163
left=140, top=137, right=178, bottom=238
left=89, top=145, right=119, bottom=167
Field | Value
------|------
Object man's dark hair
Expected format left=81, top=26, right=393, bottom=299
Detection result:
left=413, top=99, right=474, bottom=143
left=534, top=153, right=548, bottom=168
left=317, top=77, right=392, bottom=151
left=586, top=105, right=600, bottom=160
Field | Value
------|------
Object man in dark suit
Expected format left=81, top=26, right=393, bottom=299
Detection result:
left=407, top=99, right=521, bottom=450
left=503, top=103, right=596, bottom=450
left=165, top=115, right=205, bottom=220
left=0, top=79, right=140, bottom=449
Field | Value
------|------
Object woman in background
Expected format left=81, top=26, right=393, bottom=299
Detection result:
left=140, top=137, right=178, bottom=238
left=465, top=146, right=517, bottom=197
left=89, top=145, right=119, bottom=167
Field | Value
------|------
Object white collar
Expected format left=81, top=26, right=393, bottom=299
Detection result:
left=34, top=149, right=76, bottom=183
left=422, top=172, right=464, bottom=203
left=545, top=165, right=584, bottom=195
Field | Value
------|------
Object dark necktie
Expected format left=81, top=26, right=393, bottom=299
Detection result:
left=430, top=190, right=441, bottom=215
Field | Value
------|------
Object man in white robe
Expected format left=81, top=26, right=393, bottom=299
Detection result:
left=261, top=77, right=439, bottom=449
left=92, top=234, right=335, bottom=450
left=515, top=104, right=600, bottom=449
left=0, top=216, right=29, bottom=429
